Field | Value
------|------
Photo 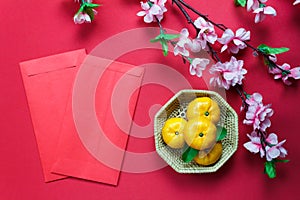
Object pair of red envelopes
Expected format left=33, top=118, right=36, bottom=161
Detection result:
left=20, top=49, right=144, bottom=185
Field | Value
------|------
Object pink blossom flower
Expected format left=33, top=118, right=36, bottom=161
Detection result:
left=244, top=131, right=265, bottom=158
left=74, top=12, right=91, bottom=24
left=243, top=93, right=273, bottom=131
left=194, top=17, right=218, bottom=49
left=269, top=63, right=300, bottom=85
left=294, top=0, right=300, bottom=5
left=189, top=39, right=202, bottom=53
left=247, top=0, right=267, bottom=11
left=189, top=58, right=210, bottom=77
left=137, top=0, right=167, bottom=23
left=244, top=132, right=288, bottom=161
left=265, top=133, right=287, bottom=161
left=174, top=28, right=192, bottom=57
left=253, top=6, right=277, bottom=23
left=174, top=28, right=202, bottom=57
left=218, top=28, right=250, bottom=54
left=209, top=56, right=247, bottom=90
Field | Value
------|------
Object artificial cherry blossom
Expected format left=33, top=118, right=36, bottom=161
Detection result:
left=218, top=28, right=250, bottom=54
left=269, top=63, right=300, bottom=85
left=247, top=0, right=267, bottom=11
left=73, top=0, right=99, bottom=24
left=253, top=6, right=277, bottom=23
left=244, top=132, right=287, bottom=161
left=243, top=93, right=273, bottom=131
left=137, top=0, right=167, bottom=23
left=74, top=12, right=91, bottom=24
left=194, top=17, right=218, bottom=49
left=244, top=131, right=265, bottom=158
left=265, top=133, right=287, bottom=161
left=189, top=58, right=210, bottom=77
left=209, top=56, right=247, bottom=90
left=174, top=28, right=202, bottom=57
left=174, top=28, right=191, bottom=57
left=136, top=0, right=290, bottom=178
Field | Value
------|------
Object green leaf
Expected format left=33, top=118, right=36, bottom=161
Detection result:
left=163, top=34, right=180, bottom=40
left=257, top=44, right=290, bottom=55
left=85, top=3, right=100, bottom=8
left=182, top=146, right=199, bottom=163
left=234, top=0, right=246, bottom=7
left=77, top=5, right=85, bottom=14
left=150, top=33, right=179, bottom=43
left=216, top=126, right=227, bottom=142
left=86, top=8, right=95, bottom=20
left=274, top=159, right=289, bottom=163
left=161, top=40, right=169, bottom=56
left=264, top=161, right=276, bottom=179
left=150, top=35, right=161, bottom=43
left=150, top=32, right=179, bottom=56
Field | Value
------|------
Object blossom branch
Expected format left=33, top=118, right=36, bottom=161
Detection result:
left=207, top=43, right=222, bottom=62
left=172, top=0, right=222, bottom=63
left=173, top=0, right=300, bottom=85
left=137, top=0, right=290, bottom=178
left=175, top=0, right=227, bottom=31
left=73, top=0, right=100, bottom=24
left=234, top=85, right=249, bottom=110
left=172, top=0, right=199, bottom=32
left=244, top=41, right=291, bottom=74
left=235, top=0, right=277, bottom=23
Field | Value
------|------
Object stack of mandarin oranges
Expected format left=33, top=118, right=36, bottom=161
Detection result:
left=161, top=97, right=226, bottom=166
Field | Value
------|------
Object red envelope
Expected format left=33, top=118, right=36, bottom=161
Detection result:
left=21, top=51, right=144, bottom=185
left=51, top=56, right=144, bottom=185
left=20, top=49, right=87, bottom=182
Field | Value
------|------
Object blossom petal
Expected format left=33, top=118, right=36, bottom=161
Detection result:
left=294, top=0, right=300, bottom=5
left=194, top=17, right=207, bottom=29
left=220, top=45, right=228, bottom=53
left=150, top=4, right=161, bottom=15
left=252, top=93, right=263, bottom=102
left=84, top=14, right=91, bottom=22
left=233, top=39, right=245, bottom=46
left=253, top=8, right=263, bottom=14
left=279, top=146, right=288, bottom=157
left=236, top=28, right=250, bottom=41
left=266, top=147, right=280, bottom=161
left=189, top=39, right=202, bottom=52
left=244, top=142, right=260, bottom=153
left=223, top=29, right=234, bottom=38
left=266, top=133, right=278, bottom=145
left=223, top=72, right=235, bottom=80
left=291, top=67, right=300, bottom=79
left=137, top=11, right=146, bottom=16
left=254, top=13, right=261, bottom=23
left=144, top=13, right=153, bottom=23
left=247, top=0, right=254, bottom=11
left=264, top=6, right=277, bottom=16
left=180, top=28, right=189, bottom=38
left=189, top=67, right=196, bottom=76
left=141, top=2, right=150, bottom=10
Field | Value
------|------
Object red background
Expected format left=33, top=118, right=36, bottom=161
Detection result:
left=1, top=0, right=299, bottom=199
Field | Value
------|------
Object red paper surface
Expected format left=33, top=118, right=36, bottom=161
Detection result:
left=1, top=0, right=300, bottom=199
left=19, top=49, right=86, bottom=182
left=52, top=56, right=144, bottom=185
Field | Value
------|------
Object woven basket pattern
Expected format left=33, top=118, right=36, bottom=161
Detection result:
left=154, top=89, right=238, bottom=173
